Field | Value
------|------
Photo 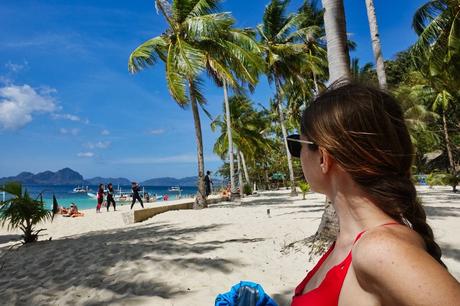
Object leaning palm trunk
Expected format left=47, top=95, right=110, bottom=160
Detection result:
left=275, top=80, right=298, bottom=197
left=282, top=198, right=338, bottom=256
left=236, top=148, right=244, bottom=198
left=365, top=0, right=387, bottom=89
left=189, top=81, right=207, bottom=209
left=240, top=151, right=250, bottom=186
left=321, top=0, right=351, bottom=83
left=442, top=110, right=455, bottom=175
left=223, top=81, right=237, bottom=198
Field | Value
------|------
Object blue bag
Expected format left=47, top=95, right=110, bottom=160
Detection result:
left=215, top=281, right=278, bottom=306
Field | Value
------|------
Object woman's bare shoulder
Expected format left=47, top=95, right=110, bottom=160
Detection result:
left=351, top=224, right=460, bottom=305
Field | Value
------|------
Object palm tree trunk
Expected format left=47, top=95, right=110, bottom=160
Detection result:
left=189, top=80, right=207, bottom=209
left=236, top=148, right=244, bottom=198
left=442, top=110, right=455, bottom=174
left=240, top=151, right=250, bottom=186
left=365, top=0, right=387, bottom=89
left=321, top=0, right=351, bottom=83
left=223, top=81, right=236, bottom=198
left=275, top=79, right=298, bottom=197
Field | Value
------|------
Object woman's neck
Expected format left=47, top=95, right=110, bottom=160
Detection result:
left=329, top=179, right=393, bottom=246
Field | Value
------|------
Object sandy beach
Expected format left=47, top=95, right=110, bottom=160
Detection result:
left=0, top=186, right=459, bottom=305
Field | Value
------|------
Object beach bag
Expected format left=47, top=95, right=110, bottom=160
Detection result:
left=215, top=281, right=278, bottom=306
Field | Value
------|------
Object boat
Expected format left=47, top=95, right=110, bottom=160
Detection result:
left=73, top=186, right=89, bottom=193
left=168, top=186, right=182, bottom=192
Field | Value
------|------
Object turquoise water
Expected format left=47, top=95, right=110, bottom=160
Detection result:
left=3, top=185, right=198, bottom=211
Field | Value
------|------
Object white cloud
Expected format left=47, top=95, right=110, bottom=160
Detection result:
left=148, top=128, right=165, bottom=135
left=77, top=152, right=94, bottom=158
left=85, top=141, right=111, bottom=149
left=5, top=60, right=28, bottom=73
left=116, top=154, right=220, bottom=164
left=53, top=113, right=81, bottom=121
left=101, top=129, right=110, bottom=135
left=60, top=128, right=80, bottom=136
left=0, top=84, right=57, bottom=130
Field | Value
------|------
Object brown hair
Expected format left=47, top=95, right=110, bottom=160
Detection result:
left=301, top=82, right=446, bottom=268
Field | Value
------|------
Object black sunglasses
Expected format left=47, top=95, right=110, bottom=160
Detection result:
left=287, top=134, right=316, bottom=158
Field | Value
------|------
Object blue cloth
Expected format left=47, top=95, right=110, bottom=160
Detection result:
left=215, top=281, right=278, bottom=306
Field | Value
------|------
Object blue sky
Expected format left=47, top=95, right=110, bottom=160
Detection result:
left=0, top=0, right=426, bottom=181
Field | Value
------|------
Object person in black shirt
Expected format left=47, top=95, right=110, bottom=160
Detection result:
left=205, top=171, right=213, bottom=197
left=130, top=182, right=144, bottom=209
left=106, top=183, right=116, bottom=211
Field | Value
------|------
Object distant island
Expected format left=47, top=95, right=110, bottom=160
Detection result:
left=0, top=168, right=217, bottom=186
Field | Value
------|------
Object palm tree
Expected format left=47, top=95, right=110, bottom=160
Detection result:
left=364, top=0, right=388, bottom=89
left=321, top=0, right=351, bottom=83
left=412, top=0, right=460, bottom=175
left=211, top=95, right=272, bottom=187
left=258, top=0, right=319, bottom=196
left=0, top=182, right=53, bottom=244
left=129, top=0, right=261, bottom=208
left=207, top=28, right=263, bottom=199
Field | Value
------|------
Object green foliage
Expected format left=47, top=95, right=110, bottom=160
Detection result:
left=0, top=182, right=53, bottom=243
left=298, top=181, right=310, bottom=199
left=426, top=172, right=459, bottom=192
left=243, top=184, right=253, bottom=195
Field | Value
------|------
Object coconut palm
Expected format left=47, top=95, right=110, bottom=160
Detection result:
left=129, top=0, right=261, bottom=207
left=412, top=0, right=460, bottom=84
left=364, top=0, right=388, bottom=89
left=412, top=0, right=460, bottom=175
left=0, top=182, right=53, bottom=244
left=211, top=95, right=272, bottom=187
left=258, top=0, right=319, bottom=196
left=320, top=0, right=352, bottom=83
left=207, top=28, right=264, bottom=198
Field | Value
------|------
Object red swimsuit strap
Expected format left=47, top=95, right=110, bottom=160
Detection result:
left=353, top=221, right=400, bottom=244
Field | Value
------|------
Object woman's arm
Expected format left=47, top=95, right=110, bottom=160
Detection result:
left=353, top=229, right=460, bottom=306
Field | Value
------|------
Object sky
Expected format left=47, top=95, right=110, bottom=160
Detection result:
left=0, top=0, right=427, bottom=181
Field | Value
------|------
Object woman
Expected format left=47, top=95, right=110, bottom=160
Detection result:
left=288, top=83, right=460, bottom=305
left=106, top=183, right=116, bottom=211
left=96, top=184, right=104, bottom=213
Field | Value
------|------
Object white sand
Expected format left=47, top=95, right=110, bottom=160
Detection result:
left=0, top=186, right=459, bottom=305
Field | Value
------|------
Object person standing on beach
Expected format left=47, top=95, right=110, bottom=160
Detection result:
left=205, top=171, right=213, bottom=197
left=96, top=184, right=104, bottom=213
left=288, top=83, right=460, bottom=305
left=106, top=183, right=116, bottom=211
left=130, top=182, right=144, bottom=210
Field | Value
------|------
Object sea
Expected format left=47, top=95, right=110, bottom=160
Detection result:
left=1, top=185, right=198, bottom=211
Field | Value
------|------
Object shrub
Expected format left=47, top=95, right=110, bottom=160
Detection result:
left=0, top=182, right=53, bottom=243
left=243, top=184, right=252, bottom=195
left=298, top=181, right=310, bottom=199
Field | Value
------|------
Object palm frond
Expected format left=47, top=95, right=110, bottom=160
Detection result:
left=128, top=36, right=168, bottom=73
left=187, top=0, right=220, bottom=18
left=183, top=13, right=234, bottom=40
left=275, top=13, right=305, bottom=41
left=166, top=44, right=188, bottom=105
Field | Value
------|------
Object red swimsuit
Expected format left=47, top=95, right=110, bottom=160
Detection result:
left=291, top=223, right=399, bottom=306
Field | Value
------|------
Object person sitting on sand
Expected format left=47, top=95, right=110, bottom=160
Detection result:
left=288, top=83, right=460, bottom=305
left=58, top=206, right=69, bottom=215
left=62, top=203, right=83, bottom=217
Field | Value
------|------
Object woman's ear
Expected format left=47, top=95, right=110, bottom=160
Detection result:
left=319, top=148, right=332, bottom=173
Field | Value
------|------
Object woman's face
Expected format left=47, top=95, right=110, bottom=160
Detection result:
left=299, top=135, right=323, bottom=193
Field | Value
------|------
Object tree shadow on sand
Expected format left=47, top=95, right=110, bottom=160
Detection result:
left=423, top=205, right=460, bottom=219
left=0, top=222, right=264, bottom=305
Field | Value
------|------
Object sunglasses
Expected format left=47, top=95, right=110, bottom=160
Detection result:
left=287, top=134, right=317, bottom=158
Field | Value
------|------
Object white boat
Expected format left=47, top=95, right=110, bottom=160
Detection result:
left=73, top=186, right=89, bottom=193
left=168, top=186, right=182, bottom=192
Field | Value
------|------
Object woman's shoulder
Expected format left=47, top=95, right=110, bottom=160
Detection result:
left=351, top=224, right=460, bottom=304
left=352, top=224, right=425, bottom=272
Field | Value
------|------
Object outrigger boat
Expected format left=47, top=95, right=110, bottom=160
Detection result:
left=72, top=186, right=89, bottom=193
